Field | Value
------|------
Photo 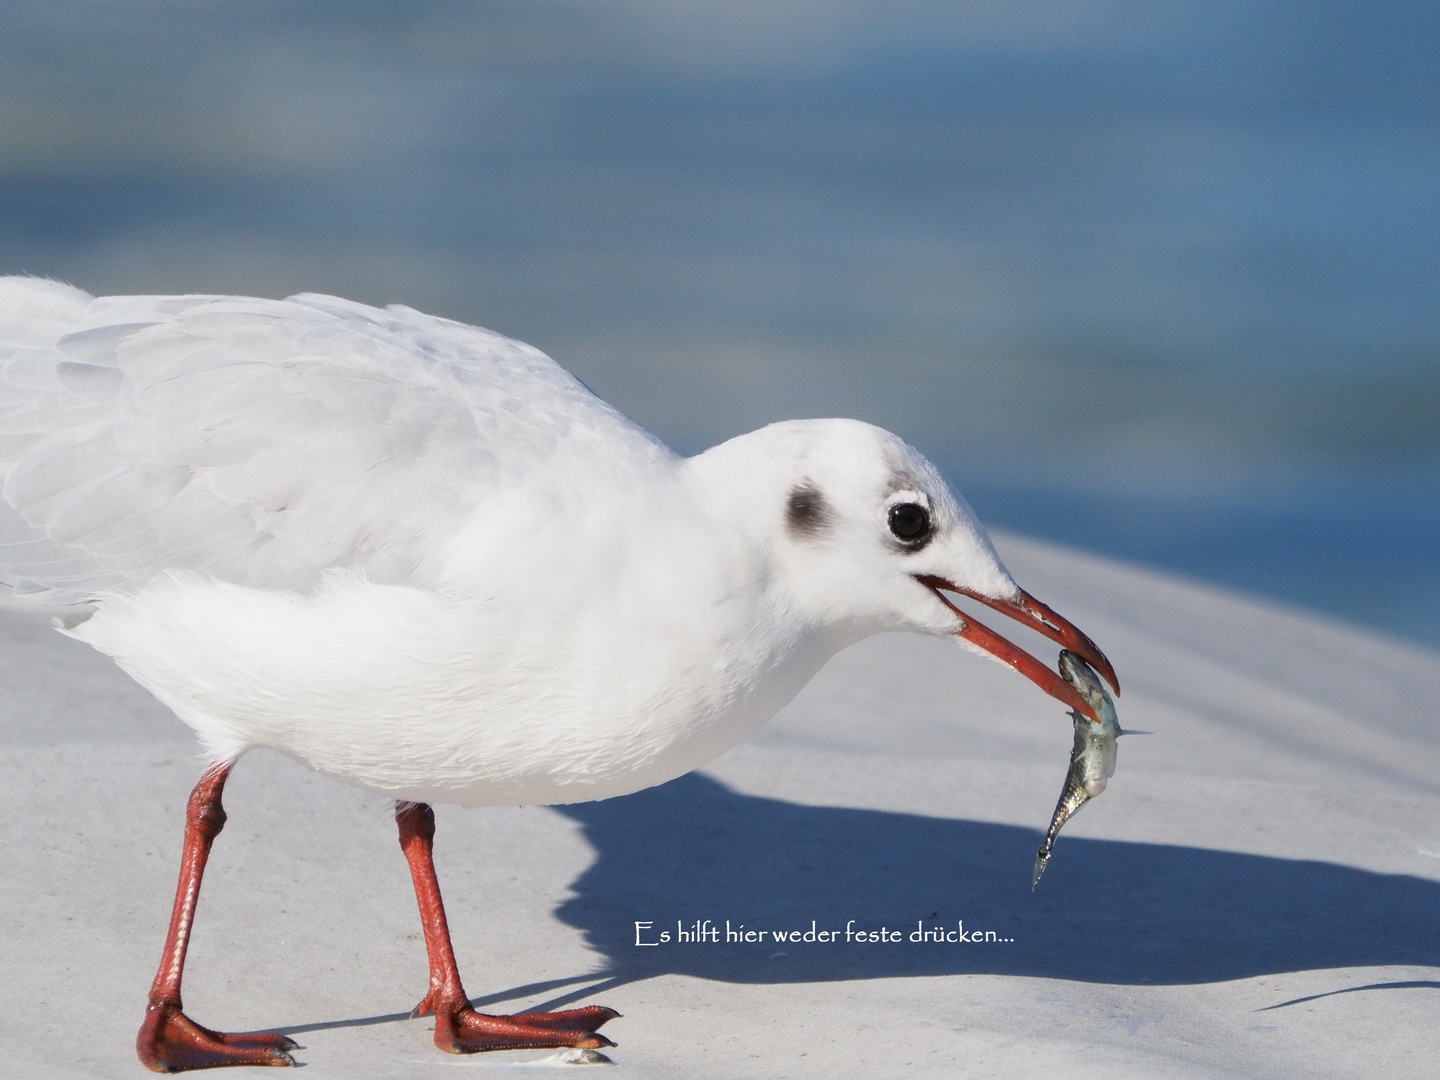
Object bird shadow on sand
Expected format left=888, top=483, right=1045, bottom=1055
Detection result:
left=526, top=772, right=1440, bottom=1006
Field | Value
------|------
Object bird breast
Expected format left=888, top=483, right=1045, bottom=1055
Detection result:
left=67, top=561, right=835, bottom=808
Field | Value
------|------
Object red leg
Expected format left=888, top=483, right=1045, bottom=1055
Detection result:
left=395, top=802, right=618, bottom=1054
left=137, top=764, right=297, bottom=1072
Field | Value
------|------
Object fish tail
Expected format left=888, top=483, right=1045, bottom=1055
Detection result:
left=1032, top=839, right=1053, bottom=890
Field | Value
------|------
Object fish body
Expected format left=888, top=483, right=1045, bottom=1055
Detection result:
left=1032, top=649, right=1122, bottom=889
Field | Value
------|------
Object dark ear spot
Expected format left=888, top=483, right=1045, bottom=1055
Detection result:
left=786, top=484, right=830, bottom=538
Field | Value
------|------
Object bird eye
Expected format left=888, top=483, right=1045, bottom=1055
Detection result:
left=888, top=502, right=931, bottom=542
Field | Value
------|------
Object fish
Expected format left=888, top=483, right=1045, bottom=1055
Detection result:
left=1032, top=648, right=1126, bottom=889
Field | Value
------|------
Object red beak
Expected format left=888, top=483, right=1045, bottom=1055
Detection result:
left=914, top=574, right=1119, bottom=722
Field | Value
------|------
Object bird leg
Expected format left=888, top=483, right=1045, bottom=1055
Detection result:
left=394, top=801, right=618, bottom=1053
left=136, top=764, right=297, bottom=1072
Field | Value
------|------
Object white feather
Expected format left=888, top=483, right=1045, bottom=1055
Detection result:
left=0, top=281, right=665, bottom=601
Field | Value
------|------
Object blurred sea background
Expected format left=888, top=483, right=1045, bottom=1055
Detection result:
left=1, top=2, right=1435, bottom=647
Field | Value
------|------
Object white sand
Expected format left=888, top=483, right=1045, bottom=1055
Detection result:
left=2, top=530, right=1437, bottom=1079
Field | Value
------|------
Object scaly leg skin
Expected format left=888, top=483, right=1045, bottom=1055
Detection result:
left=136, top=765, right=297, bottom=1072
left=396, top=802, right=619, bottom=1054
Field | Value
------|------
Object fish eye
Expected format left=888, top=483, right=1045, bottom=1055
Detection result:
left=888, top=502, right=931, bottom=542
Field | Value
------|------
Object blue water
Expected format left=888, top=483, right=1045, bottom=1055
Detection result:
left=964, top=474, right=1440, bottom=649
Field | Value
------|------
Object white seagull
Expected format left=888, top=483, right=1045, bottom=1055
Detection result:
left=0, top=276, right=1117, bottom=1071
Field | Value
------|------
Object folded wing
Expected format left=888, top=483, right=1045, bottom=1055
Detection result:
left=0, top=277, right=656, bottom=604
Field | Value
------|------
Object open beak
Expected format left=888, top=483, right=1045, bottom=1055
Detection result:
left=914, top=574, right=1119, bottom=722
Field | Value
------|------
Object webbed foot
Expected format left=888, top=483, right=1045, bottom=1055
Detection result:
left=419, top=1000, right=619, bottom=1054
left=137, top=1002, right=297, bottom=1072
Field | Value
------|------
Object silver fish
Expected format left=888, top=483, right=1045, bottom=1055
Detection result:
left=1032, top=649, right=1125, bottom=889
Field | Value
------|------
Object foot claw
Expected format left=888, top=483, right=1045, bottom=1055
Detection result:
left=138, top=1003, right=296, bottom=1072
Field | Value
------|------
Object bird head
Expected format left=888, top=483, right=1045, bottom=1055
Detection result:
left=688, top=419, right=1118, bottom=720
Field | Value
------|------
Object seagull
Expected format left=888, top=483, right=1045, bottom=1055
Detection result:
left=0, top=276, right=1117, bottom=1072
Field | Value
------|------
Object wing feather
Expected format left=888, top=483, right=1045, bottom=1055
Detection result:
left=0, top=277, right=664, bottom=603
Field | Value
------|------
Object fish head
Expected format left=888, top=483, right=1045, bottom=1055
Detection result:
left=1059, top=649, right=1109, bottom=715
